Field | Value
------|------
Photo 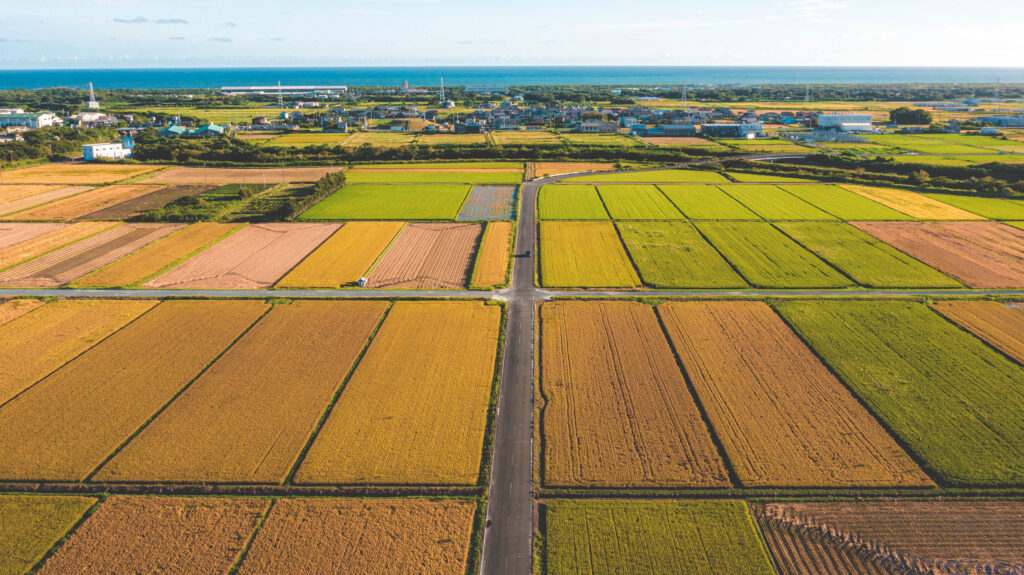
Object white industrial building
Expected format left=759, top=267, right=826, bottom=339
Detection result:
left=816, top=113, right=874, bottom=132
left=0, top=112, right=63, bottom=129
left=83, top=142, right=131, bottom=161
left=579, top=121, right=618, bottom=133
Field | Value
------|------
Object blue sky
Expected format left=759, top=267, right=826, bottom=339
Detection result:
left=3, top=0, right=1023, bottom=69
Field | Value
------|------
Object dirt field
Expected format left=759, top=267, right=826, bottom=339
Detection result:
left=37, top=496, right=268, bottom=575
left=540, top=301, right=729, bottom=488
left=755, top=502, right=1024, bottom=574
left=2, top=184, right=164, bottom=221
left=0, top=223, right=183, bottom=287
left=0, top=221, right=114, bottom=271
left=930, top=301, right=1024, bottom=364
left=295, top=301, right=500, bottom=485
left=275, top=221, right=403, bottom=288
left=0, top=186, right=93, bottom=217
left=237, top=499, right=476, bottom=575
left=365, top=222, right=481, bottom=289
left=0, top=222, right=66, bottom=250
left=841, top=184, right=985, bottom=220
left=0, top=163, right=162, bottom=185
left=141, top=166, right=344, bottom=185
left=95, top=301, right=388, bottom=484
left=660, top=301, right=932, bottom=488
left=530, top=162, right=616, bottom=178
left=472, top=221, right=513, bottom=288
left=0, top=495, right=97, bottom=575
left=854, top=221, right=1024, bottom=288
left=0, top=297, right=44, bottom=327
left=81, top=184, right=212, bottom=220
left=145, top=223, right=339, bottom=289
left=0, top=300, right=267, bottom=481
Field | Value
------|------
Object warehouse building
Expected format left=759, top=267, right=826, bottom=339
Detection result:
left=700, top=123, right=764, bottom=139
left=0, top=112, right=63, bottom=129
left=83, top=142, right=131, bottom=161
left=978, top=115, right=1024, bottom=127
left=816, top=113, right=874, bottom=132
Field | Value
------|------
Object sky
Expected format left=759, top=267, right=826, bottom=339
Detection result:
left=3, top=0, right=1024, bottom=69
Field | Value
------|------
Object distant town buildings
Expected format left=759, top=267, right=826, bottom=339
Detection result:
left=978, top=115, right=1024, bottom=127
left=579, top=121, right=618, bottom=133
left=0, top=111, right=63, bottom=129
left=700, top=123, right=765, bottom=139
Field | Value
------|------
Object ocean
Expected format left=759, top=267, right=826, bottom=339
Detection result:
left=1, top=67, right=1022, bottom=90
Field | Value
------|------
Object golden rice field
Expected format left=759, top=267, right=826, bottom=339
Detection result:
left=841, top=184, right=985, bottom=220
left=531, top=162, right=616, bottom=178
left=275, top=221, right=404, bottom=288
left=539, top=222, right=640, bottom=288
left=0, top=163, right=162, bottom=185
left=0, top=184, right=63, bottom=204
left=471, top=221, right=513, bottom=288
left=1, top=185, right=163, bottom=221
left=0, top=221, right=115, bottom=271
left=930, top=300, right=1024, bottom=365
left=0, top=494, right=97, bottom=575
left=0, top=297, right=44, bottom=327
left=295, top=301, right=500, bottom=485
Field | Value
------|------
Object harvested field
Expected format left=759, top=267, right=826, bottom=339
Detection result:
left=145, top=223, right=339, bottom=289
left=0, top=300, right=267, bottom=481
left=540, top=301, right=729, bottom=488
left=0, top=495, right=97, bottom=575
left=539, top=222, right=640, bottom=288
left=352, top=162, right=521, bottom=170
left=491, top=130, right=562, bottom=145
left=562, top=169, right=730, bottom=183
left=853, top=221, right=1024, bottom=288
left=560, top=132, right=641, bottom=147
left=95, top=301, right=387, bottom=484
left=597, top=185, right=684, bottom=219
left=1, top=185, right=163, bottom=221
left=472, top=221, right=513, bottom=288
left=545, top=500, right=775, bottom=575
left=696, top=222, right=852, bottom=288
left=726, top=172, right=813, bottom=183
left=776, top=222, right=960, bottom=288
left=537, top=185, right=609, bottom=220
left=923, top=192, right=1024, bottom=220
left=0, top=297, right=44, bottom=327
left=659, top=184, right=761, bottom=220
left=0, top=222, right=66, bottom=250
left=340, top=131, right=416, bottom=148
left=776, top=300, right=1024, bottom=486
left=0, top=186, right=92, bottom=217
left=237, top=499, right=476, bottom=575
left=531, top=162, right=615, bottom=178
left=721, top=185, right=837, bottom=220
left=295, top=301, right=500, bottom=485
left=299, top=183, right=471, bottom=220
left=779, top=184, right=912, bottom=220
left=276, top=221, right=403, bottom=288
left=756, top=501, right=1024, bottom=575
left=80, top=184, right=212, bottom=220
left=0, top=223, right=183, bottom=287
left=365, top=223, right=481, bottom=289
left=660, top=301, right=931, bottom=488
left=72, top=222, right=242, bottom=288
left=458, top=185, right=517, bottom=220
left=930, top=300, right=1024, bottom=364
left=37, top=496, right=268, bottom=575
left=0, top=184, right=62, bottom=204
left=345, top=170, right=522, bottom=184
left=0, top=299, right=155, bottom=406
left=417, top=133, right=488, bottom=145
left=141, top=166, right=343, bottom=185
left=0, top=163, right=161, bottom=185
left=617, top=222, right=746, bottom=288
left=842, top=184, right=985, bottom=219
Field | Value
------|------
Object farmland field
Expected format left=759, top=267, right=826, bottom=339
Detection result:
left=141, top=166, right=343, bottom=185
left=36, top=496, right=267, bottom=575
left=491, top=130, right=563, bottom=145
left=696, top=222, right=852, bottom=288
left=0, top=222, right=66, bottom=250
left=617, top=221, right=746, bottom=288
left=723, top=139, right=810, bottom=153
left=2, top=185, right=163, bottom=221
left=237, top=499, right=476, bottom=575
left=295, top=301, right=500, bottom=485
left=144, top=223, right=339, bottom=289
left=299, top=183, right=471, bottom=220
left=776, top=300, right=1024, bottom=486
left=726, top=172, right=813, bottom=183
left=537, top=185, right=609, bottom=220
left=841, top=184, right=984, bottom=220
left=0, top=300, right=267, bottom=481
left=779, top=184, right=912, bottom=220
left=853, top=221, right=1024, bottom=288
left=365, top=222, right=481, bottom=289
left=275, top=221, right=403, bottom=288
left=539, top=222, right=640, bottom=288
left=922, top=192, right=1024, bottom=220
left=262, top=131, right=351, bottom=146
left=776, top=222, right=960, bottom=288
left=660, top=301, right=931, bottom=488
left=458, top=185, right=517, bottom=220
left=0, top=184, right=63, bottom=204
left=0, top=222, right=121, bottom=270
left=531, top=162, right=615, bottom=177
left=472, top=221, right=513, bottom=288
left=345, top=170, right=523, bottom=184
left=559, top=132, right=641, bottom=147
left=929, top=300, right=1024, bottom=364
left=562, top=169, right=730, bottom=183
left=658, top=185, right=761, bottom=220
left=0, top=163, right=161, bottom=185
left=540, top=301, right=728, bottom=488
left=0, top=186, right=92, bottom=217
left=94, top=301, right=387, bottom=484
left=340, top=131, right=416, bottom=147
left=545, top=500, right=775, bottom=575
left=597, top=185, right=684, bottom=219
left=81, top=184, right=211, bottom=221
left=0, top=495, right=97, bottom=575
left=417, top=133, right=488, bottom=145
left=721, top=185, right=838, bottom=220
left=351, top=162, right=521, bottom=170
left=0, top=297, right=44, bottom=327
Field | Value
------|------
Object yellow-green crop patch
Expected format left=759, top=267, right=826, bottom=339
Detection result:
left=618, top=222, right=747, bottom=288
left=597, top=185, right=683, bottom=220
left=537, top=185, right=609, bottom=220
left=559, top=132, right=641, bottom=147
left=658, top=185, right=761, bottom=220
left=0, top=494, right=97, bottom=575
left=261, top=132, right=351, bottom=147
left=563, top=169, right=730, bottom=184
left=345, top=171, right=522, bottom=184
left=922, top=193, right=1024, bottom=220
left=780, top=184, right=913, bottom=220
left=298, top=183, right=471, bottom=220
left=721, top=185, right=837, bottom=220
left=539, top=222, right=639, bottom=288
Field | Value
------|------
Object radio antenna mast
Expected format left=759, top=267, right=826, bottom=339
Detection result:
left=87, top=82, right=100, bottom=109
left=440, top=76, right=445, bottom=102
left=278, top=81, right=284, bottom=109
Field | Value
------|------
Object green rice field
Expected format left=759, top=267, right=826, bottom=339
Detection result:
left=298, top=183, right=471, bottom=220
left=721, top=185, right=838, bottom=220
left=597, top=185, right=683, bottom=220
left=780, top=184, right=913, bottom=220
left=537, top=185, right=610, bottom=220
left=658, top=185, right=761, bottom=220
left=344, top=171, right=522, bottom=184
left=922, top=193, right=1024, bottom=220
left=617, top=222, right=747, bottom=288
left=563, top=169, right=730, bottom=184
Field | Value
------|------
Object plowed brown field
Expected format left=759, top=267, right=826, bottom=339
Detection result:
left=95, top=301, right=388, bottom=484
left=0, top=222, right=115, bottom=271
left=0, top=222, right=66, bottom=250
left=81, top=184, right=212, bottom=220
left=0, top=300, right=267, bottom=481
left=365, top=222, right=481, bottom=289
left=755, top=502, right=1024, bottom=574
left=0, top=163, right=161, bottom=185
left=472, top=221, right=513, bottom=288
left=930, top=300, right=1024, bottom=364
left=275, top=221, right=403, bottom=288
left=142, top=166, right=343, bottom=185
left=0, top=223, right=183, bottom=287
left=540, top=301, right=729, bottom=488
left=237, top=499, right=476, bottom=575
left=2, top=185, right=163, bottom=221
left=0, top=299, right=155, bottom=406
left=854, top=221, right=1024, bottom=288
left=145, top=223, right=339, bottom=289
left=758, top=518, right=893, bottom=575
left=0, top=186, right=91, bottom=217
left=0, top=298, right=44, bottom=327
left=659, top=301, right=932, bottom=488
left=295, top=301, right=500, bottom=485
left=37, top=496, right=267, bottom=575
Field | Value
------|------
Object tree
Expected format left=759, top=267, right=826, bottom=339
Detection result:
left=889, top=107, right=933, bottom=125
